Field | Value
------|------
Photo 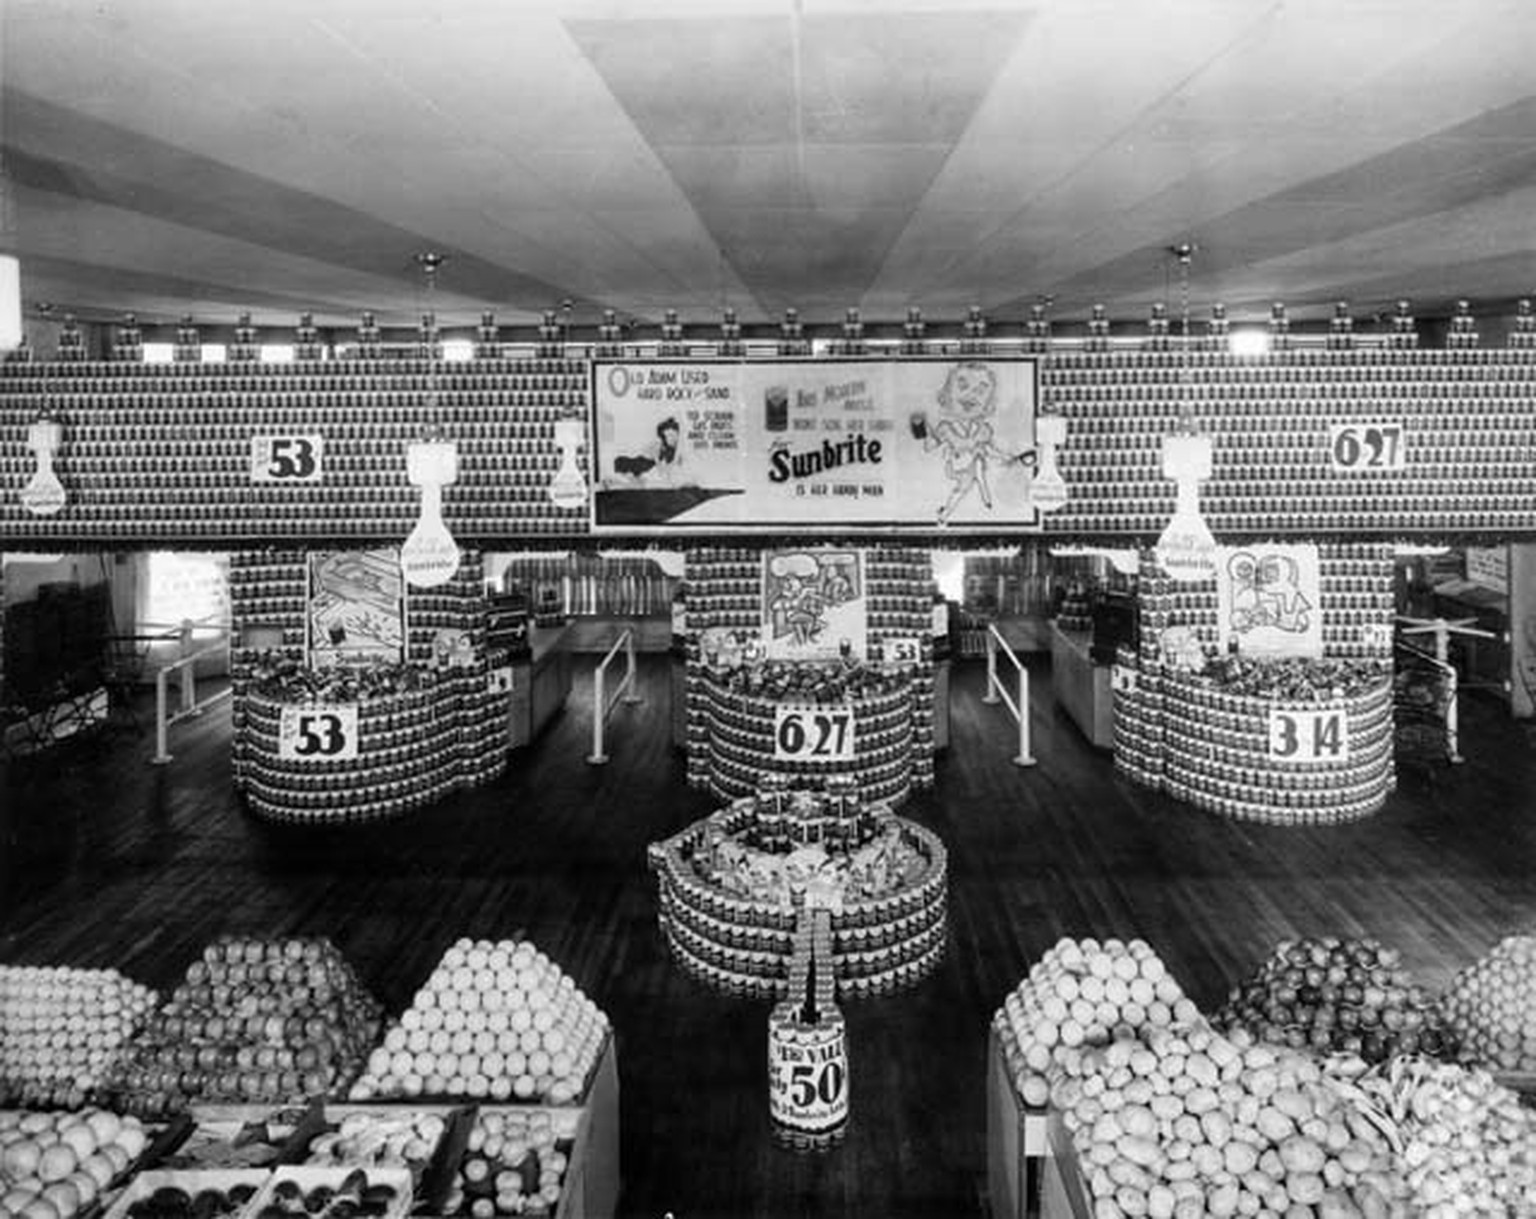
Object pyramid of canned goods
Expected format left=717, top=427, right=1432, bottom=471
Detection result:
left=109, top=936, right=383, bottom=1116
left=349, top=938, right=610, bottom=1107
left=0, top=967, right=159, bottom=1109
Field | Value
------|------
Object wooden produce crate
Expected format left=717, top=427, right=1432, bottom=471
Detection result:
left=246, top=1165, right=415, bottom=1219
left=985, top=1026, right=1048, bottom=1219
left=164, top=1103, right=325, bottom=1170
left=102, top=1169, right=272, bottom=1219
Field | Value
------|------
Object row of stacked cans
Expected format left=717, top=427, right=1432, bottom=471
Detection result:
left=228, top=549, right=309, bottom=791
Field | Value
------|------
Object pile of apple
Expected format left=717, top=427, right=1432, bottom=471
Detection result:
left=441, top=1108, right=579, bottom=1218
left=993, top=937, right=1206, bottom=1108
left=1214, top=936, right=1455, bottom=1064
left=1438, top=934, right=1536, bottom=1074
left=0, top=1107, right=152, bottom=1219
left=349, top=939, right=609, bottom=1106
left=0, top=966, right=159, bottom=1109
left=111, top=936, right=383, bottom=1116
left=1051, top=1026, right=1410, bottom=1217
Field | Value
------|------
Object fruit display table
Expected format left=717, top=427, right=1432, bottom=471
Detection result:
left=508, top=624, right=573, bottom=750
left=240, top=688, right=466, bottom=824
left=692, top=676, right=915, bottom=807
left=647, top=786, right=947, bottom=1000
left=1048, top=624, right=1113, bottom=750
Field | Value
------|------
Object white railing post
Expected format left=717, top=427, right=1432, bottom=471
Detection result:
left=178, top=620, right=196, bottom=715
left=590, top=662, right=609, bottom=764
left=1015, top=665, right=1035, bottom=767
left=153, top=670, right=172, bottom=765
left=983, top=624, right=1000, bottom=704
left=624, top=632, right=641, bottom=705
left=1444, top=667, right=1463, bottom=764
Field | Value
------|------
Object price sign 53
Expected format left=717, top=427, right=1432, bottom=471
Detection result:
left=1268, top=707, right=1349, bottom=763
left=1328, top=423, right=1405, bottom=473
left=278, top=704, right=359, bottom=761
left=251, top=434, right=324, bottom=483
left=774, top=705, right=856, bottom=763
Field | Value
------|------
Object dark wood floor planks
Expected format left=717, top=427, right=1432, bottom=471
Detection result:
left=3, top=655, right=1536, bottom=1218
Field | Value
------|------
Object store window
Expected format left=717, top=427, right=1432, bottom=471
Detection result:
left=260, top=344, right=296, bottom=363
left=141, top=551, right=230, bottom=637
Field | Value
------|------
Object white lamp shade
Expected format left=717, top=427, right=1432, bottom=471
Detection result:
left=0, top=256, right=20, bottom=352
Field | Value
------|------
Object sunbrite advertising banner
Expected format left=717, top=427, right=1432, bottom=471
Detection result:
left=590, top=358, right=1040, bottom=533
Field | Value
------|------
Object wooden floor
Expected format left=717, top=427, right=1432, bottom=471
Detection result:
left=3, top=657, right=1536, bottom=1219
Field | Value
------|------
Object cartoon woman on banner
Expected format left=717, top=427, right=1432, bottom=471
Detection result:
left=909, top=361, right=1035, bottom=524
left=767, top=553, right=828, bottom=646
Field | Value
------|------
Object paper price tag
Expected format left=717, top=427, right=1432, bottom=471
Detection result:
left=251, top=434, right=324, bottom=483
left=1268, top=707, right=1349, bottom=763
left=774, top=705, right=856, bottom=763
left=278, top=704, right=359, bottom=761
left=884, top=637, right=920, bottom=667
left=1328, top=423, right=1405, bottom=473
left=1111, top=665, right=1139, bottom=694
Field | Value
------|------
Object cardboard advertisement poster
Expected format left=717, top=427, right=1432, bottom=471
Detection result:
left=1216, top=543, right=1323, bottom=659
left=760, top=549, right=867, bottom=663
left=307, top=549, right=407, bottom=667
left=590, top=358, right=1039, bottom=533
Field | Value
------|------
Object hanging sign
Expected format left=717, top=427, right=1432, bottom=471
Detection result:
left=1030, top=414, right=1069, bottom=512
left=1217, top=543, right=1323, bottom=659
left=549, top=416, right=589, bottom=509
left=20, top=417, right=67, bottom=516
left=250, top=434, right=324, bottom=483
left=1268, top=706, right=1349, bottom=763
left=1328, top=422, right=1406, bottom=473
left=278, top=704, right=360, bottom=761
left=1155, top=434, right=1217, bottom=582
left=774, top=705, right=856, bottom=764
left=590, top=357, right=1041, bottom=533
left=402, top=439, right=462, bottom=588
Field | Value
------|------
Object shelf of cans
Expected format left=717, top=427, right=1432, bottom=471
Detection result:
left=691, top=676, right=916, bottom=807
left=0, top=359, right=588, bottom=543
left=647, top=786, right=947, bottom=1001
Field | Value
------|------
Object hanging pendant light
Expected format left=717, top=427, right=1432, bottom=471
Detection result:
left=1155, top=242, right=1218, bottom=581
left=400, top=252, right=463, bottom=588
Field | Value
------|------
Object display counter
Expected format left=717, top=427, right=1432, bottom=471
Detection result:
left=1048, top=624, right=1113, bottom=749
left=509, top=624, right=573, bottom=749
left=692, top=678, right=915, bottom=806
left=986, top=1023, right=1048, bottom=1219
left=648, top=788, right=946, bottom=1000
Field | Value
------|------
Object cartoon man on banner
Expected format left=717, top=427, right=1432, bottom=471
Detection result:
left=909, top=361, right=1035, bottom=524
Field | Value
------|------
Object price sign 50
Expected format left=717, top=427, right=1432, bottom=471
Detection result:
left=774, top=705, right=856, bottom=763
left=1268, top=707, right=1349, bottom=763
left=251, top=434, right=324, bottom=483
left=1328, top=423, right=1405, bottom=473
left=278, top=704, right=359, bottom=761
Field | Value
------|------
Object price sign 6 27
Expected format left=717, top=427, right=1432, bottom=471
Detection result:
left=251, top=434, right=324, bottom=483
left=1328, top=423, right=1405, bottom=473
left=774, top=705, right=856, bottom=763
left=278, top=704, right=359, bottom=761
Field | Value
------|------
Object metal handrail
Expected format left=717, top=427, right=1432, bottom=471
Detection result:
left=587, top=628, right=642, bottom=764
left=151, top=630, right=232, bottom=765
left=983, top=623, right=1037, bottom=767
left=1395, top=637, right=1464, bottom=764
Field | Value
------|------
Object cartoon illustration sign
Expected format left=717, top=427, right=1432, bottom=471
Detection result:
left=307, top=549, right=406, bottom=667
left=1216, top=544, right=1323, bottom=658
left=761, top=550, right=867, bottom=662
left=590, top=359, right=1040, bottom=532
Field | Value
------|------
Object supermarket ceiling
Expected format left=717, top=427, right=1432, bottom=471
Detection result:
left=3, top=0, right=1536, bottom=331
